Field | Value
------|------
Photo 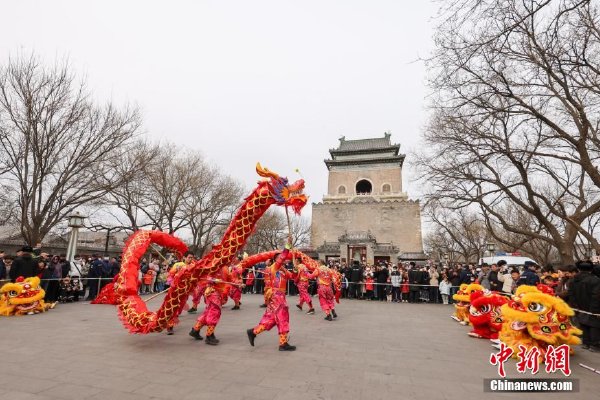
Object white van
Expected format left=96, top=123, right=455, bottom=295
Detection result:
left=479, top=255, right=536, bottom=268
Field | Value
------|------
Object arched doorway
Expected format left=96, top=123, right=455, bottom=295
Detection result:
left=355, top=179, right=372, bottom=194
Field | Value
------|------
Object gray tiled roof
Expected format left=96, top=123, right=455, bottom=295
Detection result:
left=334, top=133, right=396, bottom=152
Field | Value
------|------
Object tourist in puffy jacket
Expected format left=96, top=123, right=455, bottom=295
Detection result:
left=439, top=275, right=452, bottom=305
left=390, top=266, right=402, bottom=302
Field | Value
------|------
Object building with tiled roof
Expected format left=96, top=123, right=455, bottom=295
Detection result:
left=311, top=133, right=425, bottom=264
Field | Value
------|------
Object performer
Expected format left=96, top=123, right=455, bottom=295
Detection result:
left=246, top=243, right=296, bottom=351
left=294, top=257, right=315, bottom=314
left=259, top=259, right=273, bottom=308
left=309, top=262, right=338, bottom=321
left=188, top=276, right=228, bottom=345
left=227, top=258, right=244, bottom=310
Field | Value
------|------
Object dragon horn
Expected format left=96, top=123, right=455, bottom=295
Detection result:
left=256, top=162, right=280, bottom=179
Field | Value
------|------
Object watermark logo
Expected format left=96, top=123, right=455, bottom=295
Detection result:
left=487, top=343, right=576, bottom=392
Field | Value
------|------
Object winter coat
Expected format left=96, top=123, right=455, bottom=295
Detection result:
left=9, top=254, right=38, bottom=281
left=498, top=272, right=516, bottom=293
left=568, top=271, right=600, bottom=327
left=439, top=280, right=452, bottom=295
left=518, top=269, right=540, bottom=287
left=488, top=270, right=502, bottom=292
left=390, top=271, right=402, bottom=287
left=429, top=270, right=439, bottom=286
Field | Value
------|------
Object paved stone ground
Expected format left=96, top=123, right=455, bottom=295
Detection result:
left=1, top=294, right=599, bottom=400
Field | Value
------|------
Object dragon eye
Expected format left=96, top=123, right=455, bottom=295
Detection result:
left=528, top=302, right=545, bottom=313
left=559, top=323, right=567, bottom=331
left=541, top=326, right=551, bottom=333
left=480, top=305, right=491, bottom=313
left=8, top=290, right=18, bottom=297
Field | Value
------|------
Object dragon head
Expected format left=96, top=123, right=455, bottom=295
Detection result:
left=501, top=285, right=581, bottom=345
left=256, top=163, right=307, bottom=214
left=0, top=277, right=46, bottom=315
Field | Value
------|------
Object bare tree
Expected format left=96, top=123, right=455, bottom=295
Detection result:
left=140, top=147, right=204, bottom=234
left=0, top=54, right=141, bottom=245
left=103, top=139, right=161, bottom=230
left=423, top=203, right=489, bottom=263
left=419, top=0, right=600, bottom=264
left=244, top=210, right=311, bottom=254
left=184, top=168, right=244, bottom=256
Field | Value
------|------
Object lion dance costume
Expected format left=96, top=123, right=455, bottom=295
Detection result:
left=0, top=277, right=55, bottom=316
left=467, top=290, right=508, bottom=339
left=498, top=284, right=581, bottom=360
left=451, top=283, right=484, bottom=325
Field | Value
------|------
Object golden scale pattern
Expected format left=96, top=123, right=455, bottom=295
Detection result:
left=117, top=185, right=274, bottom=333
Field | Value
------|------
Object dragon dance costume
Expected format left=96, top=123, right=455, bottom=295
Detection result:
left=294, top=259, right=314, bottom=314
left=309, top=264, right=338, bottom=321
left=226, top=263, right=244, bottom=310
left=189, top=277, right=227, bottom=345
left=247, top=247, right=296, bottom=351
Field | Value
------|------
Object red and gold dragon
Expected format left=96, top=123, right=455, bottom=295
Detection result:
left=115, top=163, right=307, bottom=333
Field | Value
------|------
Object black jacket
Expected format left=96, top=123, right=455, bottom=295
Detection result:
left=377, top=268, right=389, bottom=284
left=350, top=266, right=363, bottom=283
left=518, top=269, right=540, bottom=287
left=9, top=254, right=38, bottom=282
left=568, top=271, right=600, bottom=327
left=489, top=270, right=502, bottom=292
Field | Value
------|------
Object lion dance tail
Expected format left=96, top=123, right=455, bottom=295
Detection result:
left=115, top=230, right=189, bottom=334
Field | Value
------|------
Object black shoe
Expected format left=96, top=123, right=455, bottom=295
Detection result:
left=189, top=328, right=203, bottom=340
left=205, top=334, right=219, bottom=345
left=325, top=314, right=333, bottom=321
left=260, top=303, right=267, bottom=308
left=246, top=328, right=256, bottom=347
left=232, top=305, right=240, bottom=310
left=167, top=327, right=174, bottom=335
left=589, top=346, right=600, bottom=353
left=296, top=304, right=302, bottom=311
left=331, top=309, right=337, bottom=319
left=279, top=342, right=296, bottom=351
left=307, top=308, right=315, bottom=315
left=187, top=307, right=197, bottom=313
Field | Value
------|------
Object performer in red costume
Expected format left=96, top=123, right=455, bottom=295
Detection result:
left=188, top=276, right=228, bottom=345
left=246, top=243, right=296, bottom=351
left=226, top=259, right=244, bottom=310
left=309, top=262, right=338, bottom=321
left=294, top=257, right=315, bottom=314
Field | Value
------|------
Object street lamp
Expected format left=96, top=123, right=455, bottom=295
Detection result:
left=486, top=242, right=495, bottom=257
left=66, top=211, right=85, bottom=262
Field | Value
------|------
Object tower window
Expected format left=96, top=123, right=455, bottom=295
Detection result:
left=338, top=185, right=346, bottom=194
left=356, top=179, right=372, bottom=195
left=382, top=184, right=391, bottom=193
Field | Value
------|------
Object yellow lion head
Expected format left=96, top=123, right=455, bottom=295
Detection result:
left=501, top=285, right=581, bottom=346
left=453, top=283, right=483, bottom=304
left=0, top=277, right=48, bottom=316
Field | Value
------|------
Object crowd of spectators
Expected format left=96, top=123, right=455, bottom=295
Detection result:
left=1, top=245, right=598, bottom=350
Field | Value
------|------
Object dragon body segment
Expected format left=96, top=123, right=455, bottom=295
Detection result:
left=114, top=164, right=307, bottom=334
